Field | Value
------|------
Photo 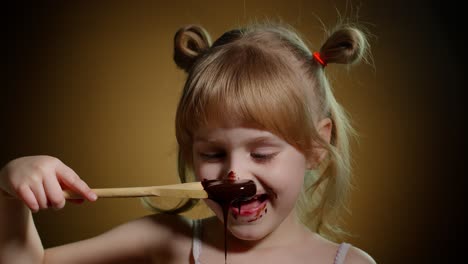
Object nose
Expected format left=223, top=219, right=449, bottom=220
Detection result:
left=222, top=152, right=247, bottom=182
left=226, top=171, right=237, bottom=182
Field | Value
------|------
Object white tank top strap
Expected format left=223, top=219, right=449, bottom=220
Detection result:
left=192, top=219, right=202, bottom=264
left=334, top=242, right=351, bottom=264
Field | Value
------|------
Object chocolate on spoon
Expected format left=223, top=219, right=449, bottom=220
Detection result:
left=201, top=172, right=257, bottom=264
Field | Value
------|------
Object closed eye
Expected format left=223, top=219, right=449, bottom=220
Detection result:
left=251, top=152, right=277, bottom=163
left=199, top=152, right=225, bottom=161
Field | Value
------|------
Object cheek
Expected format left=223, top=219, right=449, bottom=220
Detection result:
left=267, top=152, right=307, bottom=197
left=203, top=199, right=223, bottom=218
left=193, top=162, right=223, bottom=181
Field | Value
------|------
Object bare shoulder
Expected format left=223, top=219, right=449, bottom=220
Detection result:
left=44, top=214, right=193, bottom=264
left=136, top=214, right=194, bottom=262
left=305, top=234, right=376, bottom=264
left=82, top=213, right=192, bottom=249
left=109, top=213, right=193, bottom=258
left=345, top=245, right=377, bottom=264
left=134, top=213, right=193, bottom=238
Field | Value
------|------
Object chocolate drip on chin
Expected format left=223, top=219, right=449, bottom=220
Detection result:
left=202, top=178, right=256, bottom=264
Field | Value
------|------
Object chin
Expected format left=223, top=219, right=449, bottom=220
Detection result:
left=228, top=219, right=272, bottom=241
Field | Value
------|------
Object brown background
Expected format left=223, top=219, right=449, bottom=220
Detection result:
left=3, top=1, right=464, bottom=263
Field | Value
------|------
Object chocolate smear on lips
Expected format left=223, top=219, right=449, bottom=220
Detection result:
left=202, top=171, right=256, bottom=264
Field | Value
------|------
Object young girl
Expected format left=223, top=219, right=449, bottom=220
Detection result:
left=0, top=21, right=376, bottom=263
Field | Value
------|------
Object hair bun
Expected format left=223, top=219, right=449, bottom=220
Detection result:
left=319, top=26, right=368, bottom=65
left=173, top=25, right=212, bottom=73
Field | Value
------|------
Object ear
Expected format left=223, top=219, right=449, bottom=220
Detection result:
left=306, top=118, right=332, bottom=169
left=317, top=117, right=332, bottom=145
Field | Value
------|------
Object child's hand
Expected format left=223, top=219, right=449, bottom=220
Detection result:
left=0, top=155, right=97, bottom=212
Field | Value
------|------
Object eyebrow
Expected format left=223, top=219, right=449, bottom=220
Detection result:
left=246, top=136, right=281, bottom=147
left=193, top=136, right=217, bottom=143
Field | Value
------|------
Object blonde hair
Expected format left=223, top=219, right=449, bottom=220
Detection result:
left=146, top=21, right=370, bottom=240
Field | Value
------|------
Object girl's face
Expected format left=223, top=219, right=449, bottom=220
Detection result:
left=192, top=125, right=308, bottom=241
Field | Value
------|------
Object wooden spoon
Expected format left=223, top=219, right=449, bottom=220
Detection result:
left=2, top=182, right=208, bottom=200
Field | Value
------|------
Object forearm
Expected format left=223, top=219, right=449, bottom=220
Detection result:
left=0, top=197, right=44, bottom=263
left=0, top=156, right=98, bottom=263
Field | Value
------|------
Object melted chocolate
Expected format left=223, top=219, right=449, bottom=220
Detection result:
left=202, top=175, right=256, bottom=264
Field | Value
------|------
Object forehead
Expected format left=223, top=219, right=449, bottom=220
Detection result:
left=193, top=125, right=286, bottom=146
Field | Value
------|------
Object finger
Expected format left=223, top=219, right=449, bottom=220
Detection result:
left=43, top=176, right=66, bottom=210
left=55, top=162, right=97, bottom=202
left=17, top=186, right=39, bottom=212
left=30, top=183, right=48, bottom=210
left=59, top=181, right=69, bottom=190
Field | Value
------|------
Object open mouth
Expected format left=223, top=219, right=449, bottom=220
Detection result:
left=230, top=193, right=269, bottom=217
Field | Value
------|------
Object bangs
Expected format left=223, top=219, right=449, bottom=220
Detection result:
left=176, top=43, right=315, bottom=156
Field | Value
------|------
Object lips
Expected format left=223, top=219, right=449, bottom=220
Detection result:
left=230, top=194, right=269, bottom=216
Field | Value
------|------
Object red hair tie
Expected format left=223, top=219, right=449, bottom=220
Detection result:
left=313, top=51, right=327, bottom=67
